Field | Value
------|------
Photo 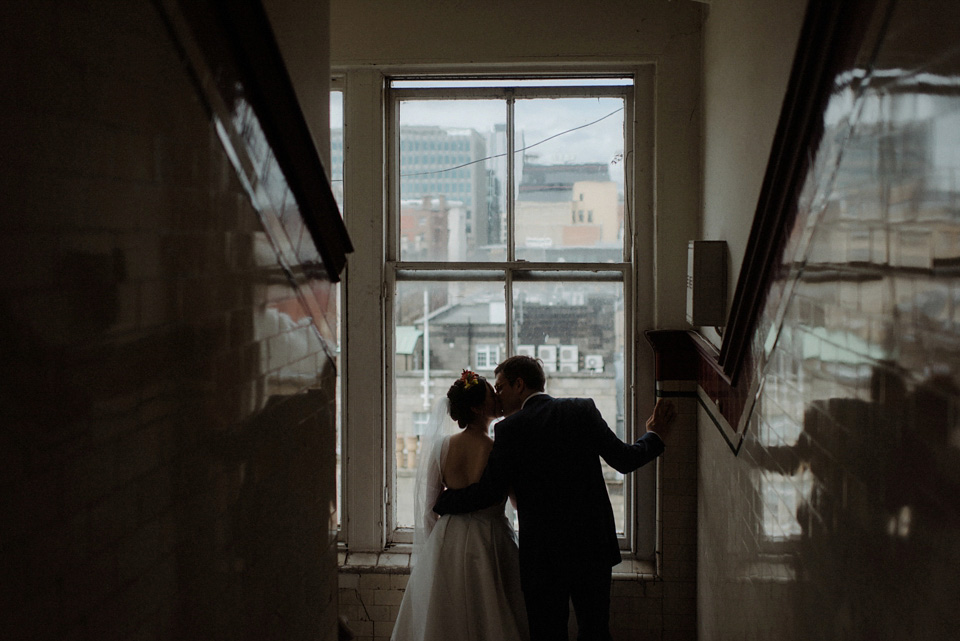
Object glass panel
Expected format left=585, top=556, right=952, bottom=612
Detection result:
left=394, top=279, right=506, bottom=528
left=512, top=279, right=626, bottom=533
left=331, top=89, right=343, bottom=529
left=398, top=99, right=506, bottom=262
left=514, top=97, right=626, bottom=262
left=330, top=90, right=344, bottom=212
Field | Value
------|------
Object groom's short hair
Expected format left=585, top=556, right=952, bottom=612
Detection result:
left=495, top=355, right=546, bottom=392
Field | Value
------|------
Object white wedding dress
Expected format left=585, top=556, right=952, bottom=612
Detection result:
left=391, top=435, right=529, bottom=641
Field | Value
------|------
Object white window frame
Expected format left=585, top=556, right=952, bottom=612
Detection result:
left=339, top=67, right=658, bottom=561
left=475, top=344, right=501, bottom=370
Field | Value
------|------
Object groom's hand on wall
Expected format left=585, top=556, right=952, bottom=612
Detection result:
left=645, top=399, right=676, bottom=440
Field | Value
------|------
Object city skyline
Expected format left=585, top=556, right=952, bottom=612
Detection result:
left=331, top=94, right=627, bottom=195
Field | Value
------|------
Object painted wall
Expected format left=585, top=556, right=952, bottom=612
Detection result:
left=264, top=0, right=331, bottom=167
left=0, top=1, right=339, bottom=640
left=700, top=0, right=808, bottom=344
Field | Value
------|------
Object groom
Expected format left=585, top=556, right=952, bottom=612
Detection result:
left=434, top=355, right=675, bottom=641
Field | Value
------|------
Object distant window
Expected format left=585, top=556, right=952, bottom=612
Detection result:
left=476, top=344, right=501, bottom=370
left=412, top=411, right=430, bottom=435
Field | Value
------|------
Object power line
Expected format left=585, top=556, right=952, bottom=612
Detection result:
left=399, top=106, right=624, bottom=178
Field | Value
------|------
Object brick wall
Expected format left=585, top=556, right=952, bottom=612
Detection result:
left=338, top=569, right=409, bottom=640
left=0, top=2, right=339, bottom=639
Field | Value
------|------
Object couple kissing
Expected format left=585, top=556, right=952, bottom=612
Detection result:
left=391, top=355, right=675, bottom=641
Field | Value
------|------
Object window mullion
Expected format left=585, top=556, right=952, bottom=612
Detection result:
left=505, top=268, right=514, bottom=357
left=506, top=94, right=515, bottom=262
left=623, top=89, right=635, bottom=264
left=343, top=68, right=387, bottom=552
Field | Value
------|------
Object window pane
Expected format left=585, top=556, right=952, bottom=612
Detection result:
left=512, top=280, right=627, bottom=533
left=398, top=100, right=506, bottom=261
left=331, top=89, right=344, bottom=529
left=393, top=280, right=506, bottom=528
left=475, top=344, right=500, bottom=371
left=514, top=97, right=625, bottom=262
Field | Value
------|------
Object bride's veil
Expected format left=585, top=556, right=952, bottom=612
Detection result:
left=412, top=396, right=457, bottom=564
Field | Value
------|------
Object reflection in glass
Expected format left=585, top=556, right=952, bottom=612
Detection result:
left=755, top=380, right=808, bottom=542
left=394, top=280, right=506, bottom=528
left=514, top=97, right=625, bottom=263
left=398, top=100, right=506, bottom=262
left=513, top=280, right=626, bottom=533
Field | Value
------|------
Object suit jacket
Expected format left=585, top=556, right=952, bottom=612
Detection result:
left=433, top=394, right=664, bottom=590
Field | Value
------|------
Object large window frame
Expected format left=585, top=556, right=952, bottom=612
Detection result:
left=339, top=67, right=659, bottom=561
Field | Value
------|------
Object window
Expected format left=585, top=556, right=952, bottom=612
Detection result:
left=475, top=344, right=501, bottom=370
left=388, top=77, right=634, bottom=542
left=412, top=411, right=430, bottom=432
left=339, top=69, right=656, bottom=557
left=330, top=81, right=344, bottom=530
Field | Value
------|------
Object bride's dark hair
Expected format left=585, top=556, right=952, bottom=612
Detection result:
left=447, top=370, right=488, bottom=429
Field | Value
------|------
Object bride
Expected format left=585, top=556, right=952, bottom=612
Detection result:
left=390, top=370, right=529, bottom=641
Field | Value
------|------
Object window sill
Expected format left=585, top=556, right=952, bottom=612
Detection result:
left=339, top=547, right=412, bottom=574
left=611, top=556, right=657, bottom=580
left=338, top=547, right=657, bottom=581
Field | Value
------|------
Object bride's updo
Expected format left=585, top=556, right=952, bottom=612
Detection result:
left=447, top=369, right=488, bottom=428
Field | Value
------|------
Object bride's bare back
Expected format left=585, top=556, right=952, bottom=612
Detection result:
left=442, top=429, right=493, bottom=490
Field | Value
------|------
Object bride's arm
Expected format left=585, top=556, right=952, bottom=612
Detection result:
left=434, top=433, right=513, bottom=515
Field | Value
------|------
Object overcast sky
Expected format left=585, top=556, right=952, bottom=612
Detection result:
left=330, top=93, right=626, bottom=187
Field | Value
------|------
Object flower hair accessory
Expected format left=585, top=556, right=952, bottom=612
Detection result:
left=459, top=369, right=480, bottom=390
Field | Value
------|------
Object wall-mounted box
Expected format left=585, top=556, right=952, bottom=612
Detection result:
left=516, top=345, right=536, bottom=358
left=537, top=345, right=558, bottom=372
left=687, top=240, right=728, bottom=327
left=584, top=354, right=604, bottom=372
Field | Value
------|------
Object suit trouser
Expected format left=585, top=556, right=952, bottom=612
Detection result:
left=523, top=563, right=613, bottom=641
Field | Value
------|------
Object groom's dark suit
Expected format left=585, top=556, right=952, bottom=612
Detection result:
left=433, top=393, right=665, bottom=641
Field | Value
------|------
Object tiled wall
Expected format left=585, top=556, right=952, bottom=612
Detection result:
left=337, top=389, right=699, bottom=641
left=338, top=566, right=409, bottom=640
left=1, top=2, right=339, bottom=640
left=698, top=1, right=960, bottom=639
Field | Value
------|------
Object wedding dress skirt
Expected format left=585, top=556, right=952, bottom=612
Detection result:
left=391, top=502, right=529, bottom=641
